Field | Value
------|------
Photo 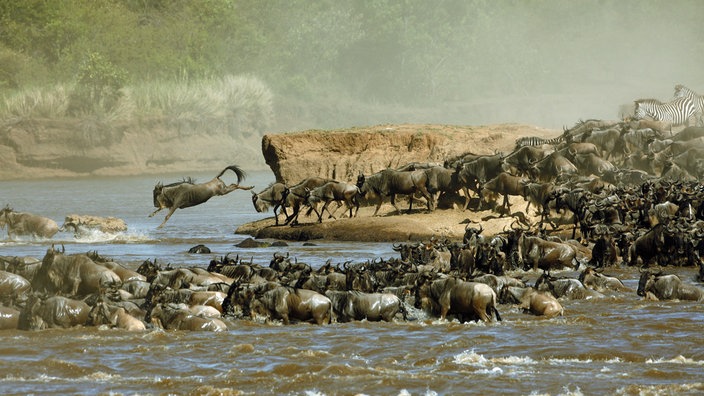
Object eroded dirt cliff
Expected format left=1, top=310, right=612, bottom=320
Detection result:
left=0, top=118, right=266, bottom=180
left=262, top=123, right=558, bottom=183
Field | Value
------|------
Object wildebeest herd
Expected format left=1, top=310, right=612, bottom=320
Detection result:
left=3, top=87, right=704, bottom=330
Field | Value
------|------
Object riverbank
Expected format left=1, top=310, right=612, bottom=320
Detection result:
left=235, top=197, right=539, bottom=242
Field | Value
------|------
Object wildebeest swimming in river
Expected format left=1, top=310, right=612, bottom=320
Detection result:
left=0, top=205, right=59, bottom=239
left=150, top=165, right=254, bottom=228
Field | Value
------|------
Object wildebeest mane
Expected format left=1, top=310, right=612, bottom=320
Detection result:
left=152, top=177, right=196, bottom=208
left=362, top=170, right=388, bottom=195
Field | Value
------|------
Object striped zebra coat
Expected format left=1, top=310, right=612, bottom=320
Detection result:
left=673, top=84, right=704, bottom=126
left=514, top=135, right=564, bottom=150
left=633, top=97, right=697, bottom=128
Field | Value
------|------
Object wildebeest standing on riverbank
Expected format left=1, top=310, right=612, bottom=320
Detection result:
left=357, top=168, right=432, bottom=215
left=150, top=165, right=254, bottom=228
left=251, top=182, right=289, bottom=225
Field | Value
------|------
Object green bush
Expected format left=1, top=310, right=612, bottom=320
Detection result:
left=67, top=52, right=128, bottom=116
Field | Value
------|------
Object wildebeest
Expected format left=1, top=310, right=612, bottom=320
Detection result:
left=499, top=285, right=563, bottom=318
left=149, top=165, right=253, bottom=228
left=0, top=270, right=31, bottom=307
left=480, top=172, right=528, bottom=214
left=88, top=298, right=147, bottom=331
left=519, top=234, right=579, bottom=272
left=148, top=302, right=228, bottom=331
left=502, top=145, right=549, bottom=176
left=580, top=127, right=622, bottom=161
left=628, top=224, right=667, bottom=267
left=32, top=245, right=122, bottom=297
left=470, top=273, right=526, bottom=297
left=19, top=294, right=91, bottom=330
left=578, top=267, right=630, bottom=293
left=251, top=182, right=289, bottom=225
left=248, top=285, right=332, bottom=325
left=527, top=152, right=578, bottom=182
left=307, top=181, right=360, bottom=222
left=423, top=165, right=466, bottom=210
left=458, top=154, right=505, bottom=210
left=534, top=273, right=604, bottom=300
left=282, top=177, right=336, bottom=225
left=188, top=244, right=211, bottom=254
left=357, top=168, right=432, bottom=215
left=522, top=181, right=556, bottom=223
left=325, top=290, right=407, bottom=322
left=0, top=306, right=20, bottom=330
left=571, top=153, right=618, bottom=177
left=87, top=251, right=146, bottom=283
left=414, top=277, right=501, bottom=323
left=0, top=205, right=59, bottom=239
left=637, top=269, right=704, bottom=301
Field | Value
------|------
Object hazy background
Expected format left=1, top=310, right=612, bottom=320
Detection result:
left=2, top=0, right=703, bottom=133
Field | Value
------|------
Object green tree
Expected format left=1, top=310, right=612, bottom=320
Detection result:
left=68, top=52, right=127, bottom=115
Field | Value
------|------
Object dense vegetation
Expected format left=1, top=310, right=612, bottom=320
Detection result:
left=1, top=1, right=703, bottom=131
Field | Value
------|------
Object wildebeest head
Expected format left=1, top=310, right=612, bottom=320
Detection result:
left=251, top=191, right=269, bottom=213
left=463, top=223, right=483, bottom=246
left=637, top=268, right=662, bottom=297
left=356, top=173, right=366, bottom=189
left=137, top=258, right=161, bottom=281
left=0, top=205, right=14, bottom=229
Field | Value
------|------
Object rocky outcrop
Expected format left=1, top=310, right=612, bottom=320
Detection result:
left=262, top=123, right=558, bottom=184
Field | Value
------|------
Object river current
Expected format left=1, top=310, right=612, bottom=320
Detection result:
left=0, top=171, right=702, bottom=395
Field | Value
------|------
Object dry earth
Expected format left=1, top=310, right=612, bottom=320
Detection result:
left=238, top=123, right=561, bottom=242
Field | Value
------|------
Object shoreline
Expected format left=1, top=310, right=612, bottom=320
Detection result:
left=235, top=200, right=538, bottom=242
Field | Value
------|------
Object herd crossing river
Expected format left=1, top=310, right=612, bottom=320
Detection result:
left=0, top=171, right=703, bottom=395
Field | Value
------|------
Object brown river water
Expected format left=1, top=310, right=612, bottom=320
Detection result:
left=1, top=171, right=703, bottom=395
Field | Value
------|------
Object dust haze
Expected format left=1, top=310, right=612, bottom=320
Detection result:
left=269, top=1, right=704, bottom=132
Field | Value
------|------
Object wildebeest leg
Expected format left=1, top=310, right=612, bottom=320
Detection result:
left=222, top=184, right=255, bottom=194
left=389, top=194, right=403, bottom=214
left=157, top=207, right=178, bottom=228
left=461, top=187, right=471, bottom=211
left=316, top=202, right=329, bottom=223
left=325, top=202, right=343, bottom=219
left=372, top=197, right=384, bottom=216
left=284, top=204, right=300, bottom=225
left=148, top=207, right=164, bottom=218
left=273, top=204, right=288, bottom=226
left=405, top=193, right=414, bottom=214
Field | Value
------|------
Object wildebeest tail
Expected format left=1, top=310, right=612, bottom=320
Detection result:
left=217, top=165, right=247, bottom=184
left=399, top=300, right=409, bottom=321
left=492, top=306, right=502, bottom=322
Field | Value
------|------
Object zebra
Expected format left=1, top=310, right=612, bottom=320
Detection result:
left=633, top=97, right=697, bottom=129
left=514, top=135, right=564, bottom=150
left=673, top=84, right=704, bottom=126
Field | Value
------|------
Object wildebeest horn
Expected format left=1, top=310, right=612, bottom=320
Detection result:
left=510, top=220, right=519, bottom=230
left=478, top=224, right=483, bottom=234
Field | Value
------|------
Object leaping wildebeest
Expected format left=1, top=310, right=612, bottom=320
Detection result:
left=0, top=205, right=59, bottom=239
left=150, top=165, right=253, bottom=228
